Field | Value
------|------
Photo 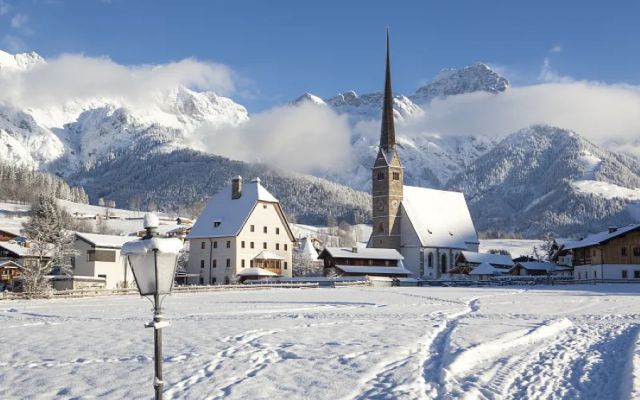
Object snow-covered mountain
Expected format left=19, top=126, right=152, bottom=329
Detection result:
left=448, top=125, right=640, bottom=237
left=411, top=62, right=510, bottom=104
left=0, top=50, right=249, bottom=172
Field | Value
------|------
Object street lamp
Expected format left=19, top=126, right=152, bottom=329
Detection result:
left=122, top=213, right=183, bottom=400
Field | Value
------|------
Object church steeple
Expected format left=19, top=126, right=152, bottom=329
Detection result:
left=380, top=30, right=396, bottom=152
left=369, top=30, right=403, bottom=252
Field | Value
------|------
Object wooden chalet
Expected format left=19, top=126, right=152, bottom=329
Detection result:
left=318, top=247, right=412, bottom=277
left=0, top=259, right=22, bottom=287
left=554, top=224, right=640, bottom=280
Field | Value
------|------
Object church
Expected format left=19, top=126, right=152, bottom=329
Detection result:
left=367, top=33, right=480, bottom=279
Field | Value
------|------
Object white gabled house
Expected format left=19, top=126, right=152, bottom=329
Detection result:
left=72, top=232, right=136, bottom=289
left=186, top=176, right=296, bottom=284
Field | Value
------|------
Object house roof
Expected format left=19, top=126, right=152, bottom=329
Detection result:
left=253, top=251, right=284, bottom=260
left=559, top=224, right=640, bottom=250
left=237, top=267, right=279, bottom=277
left=75, top=232, right=135, bottom=249
left=469, top=262, right=500, bottom=275
left=401, top=186, right=479, bottom=250
left=0, top=227, right=21, bottom=237
left=0, top=259, right=22, bottom=269
left=320, top=247, right=404, bottom=260
left=513, top=262, right=571, bottom=273
left=296, top=237, right=319, bottom=261
left=334, top=265, right=413, bottom=276
left=187, top=177, right=294, bottom=241
left=0, top=242, right=53, bottom=257
left=460, top=251, right=514, bottom=267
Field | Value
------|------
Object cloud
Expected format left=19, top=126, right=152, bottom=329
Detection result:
left=0, top=53, right=237, bottom=110
left=402, top=81, right=640, bottom=150
left=0, top=0, right=10, bottom=15
left=190, top=102, right=353, bottom=173
left=538, top=57, right=573, bottom=83
left=550, top=45, right=563, bottom=54
left=10, top=13, right=27, bottom=29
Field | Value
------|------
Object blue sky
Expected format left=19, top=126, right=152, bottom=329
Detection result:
left=1, top=0, right=639, bottom=111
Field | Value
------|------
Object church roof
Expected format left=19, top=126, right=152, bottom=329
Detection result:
left=402, top=185, right=479, bottom=249
left=188, top=177, right=293, bottom=240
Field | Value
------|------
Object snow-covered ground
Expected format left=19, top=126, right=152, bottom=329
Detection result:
left=479, top=239, right=542, bottom=258
left=1, top=285, right=639, bottom=399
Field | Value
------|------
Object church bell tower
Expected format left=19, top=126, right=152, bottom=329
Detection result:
left=370, top=31, right=403, bottom=251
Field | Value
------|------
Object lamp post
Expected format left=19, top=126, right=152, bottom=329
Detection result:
left=122, top=213, right=183, bottom=400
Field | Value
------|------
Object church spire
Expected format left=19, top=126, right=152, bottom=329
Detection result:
left=380, top=29, right=396, bottom=152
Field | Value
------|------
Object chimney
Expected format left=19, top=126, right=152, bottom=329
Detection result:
left=608, top=226, right=617, bottom=233
left=232, top=176, right=242, bottom=199
left=352, top=246, right=358, bottom=253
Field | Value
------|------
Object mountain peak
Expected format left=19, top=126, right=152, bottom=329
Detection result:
left=0, top=49, right=45, bottom=72
left=292, top=92, right=326, bottom=106
left=412, top=63, right=510, bottom=104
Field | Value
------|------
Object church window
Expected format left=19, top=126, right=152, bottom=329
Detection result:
left=377, top=172, right=384, bottom=181
left=392, top=172, right=400, bottom=180
left=428, top=252, right=433, bottom=268
left=440, top=254, right=447, bottom=274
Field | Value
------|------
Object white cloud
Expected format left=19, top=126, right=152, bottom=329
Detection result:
left=190, top=102, right=353, bottom=173
left=550, top=45, right=563, bottom=54
left=402, top=81, right=640, bottom=149
left=10, top=13, right=27, bottom=29
left=0, top=54, right=236, bottom=109
left=538, top=57, right=573, bottom=83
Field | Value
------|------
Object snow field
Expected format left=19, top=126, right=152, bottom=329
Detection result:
left=1, top=286, right=640, bottom=399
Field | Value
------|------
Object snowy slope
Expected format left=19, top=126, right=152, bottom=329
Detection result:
left=1, top=286, right=639, bottom=399
left=449, top=125, right=640, bottom=237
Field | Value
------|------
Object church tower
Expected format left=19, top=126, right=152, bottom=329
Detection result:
left=370, top=31, right=403, bottom=251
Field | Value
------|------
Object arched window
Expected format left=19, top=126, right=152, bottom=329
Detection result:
left=427, top=252, right=433, bottom=268
left=441, top=253, right=447, bottom=274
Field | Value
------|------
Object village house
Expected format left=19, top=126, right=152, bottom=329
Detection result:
left=0, top=259, right=22, bottom=289
left=186, top=176, right=296, bottom=284
left=452, top=251, right=515, bottom=275
left=0, top=241, right=50, bottom=270
left=367, top=33, right=479, bottom=279
left=319, top=247, right=411, bottom=278
left=72, top=232, right=136, bottom=289
left=0, top=227, right=20, bottom=242
left=509, top=261, right=573, bottom=277
left=553, top=224, right=640, bottom=280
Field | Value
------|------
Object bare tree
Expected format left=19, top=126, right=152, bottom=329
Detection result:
left=21, top=196, right=77, bottom=297
left=292, top=250, right=323, bottom=277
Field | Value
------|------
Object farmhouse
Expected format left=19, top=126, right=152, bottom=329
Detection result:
left=367, top=33, right=479, bottom=279
left=509, top=261, right=573, bottom=277
left=72, top=232, right=135, bottom=289
left=554, top=224, right=640, bottom=280
left=319, top=247, right=411, bottom=277
left=187, top=176, right=296, bottom=284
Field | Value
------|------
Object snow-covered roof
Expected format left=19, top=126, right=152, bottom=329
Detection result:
left=75, top=232, right=135, bottom=249
left=253, top=251, right=284, bottom=260
left=460, top=251, right=514, bottom=267
left=187, top=177, right=292, bottom=240
left=334, top=265, right=413, bottom=276
left=0, top=242, right=52, bottom=257
left=559, top=224, right=640, bottom=250
left=0, top=259, right=22, bottom=268
left=296, top=237, right=319, bottom=261
left=513, top=262, right=571, bottom=273
left=320, top=247, right=404, bottom=260
left=0, top=226, right=21, bottom=237
left=469, top=262, right=500, bottom=275
left=237, top=267, right=279, bottom=277
left=402, top=186, right=478, bottom=249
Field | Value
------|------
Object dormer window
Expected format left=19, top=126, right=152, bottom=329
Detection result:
left=213, top=220, right=222, bottom=228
